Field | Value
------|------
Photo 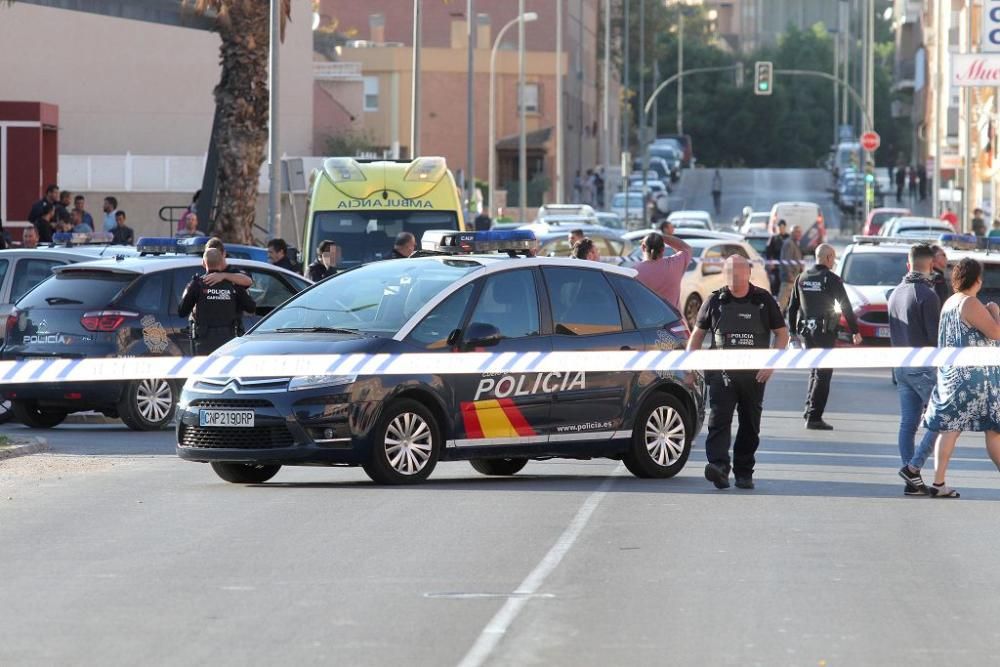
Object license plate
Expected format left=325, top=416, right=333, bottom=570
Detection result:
left=199, top=409, right=254, bottom=428
left=876, top=327, right=890, bottom=338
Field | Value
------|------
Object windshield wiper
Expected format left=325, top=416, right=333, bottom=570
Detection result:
left=45, top=297, right=84, bottom=305
left=274, top=326, right=363, bottom=335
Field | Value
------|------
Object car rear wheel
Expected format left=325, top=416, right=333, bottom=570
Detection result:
left=118, top=379, right=177, bottom=431
left=11, top=401, right=67, bottom=429
left=210, top=462, right=281, bottom=484
left=623, top=393, right=691, bottom=479
left=683, top=294, right=702, bottom=331
left=470, top=458, right=528, bottom=476
left=0, top=399, right=12, bottom=425
left=363, top=399, right=440, bottom=485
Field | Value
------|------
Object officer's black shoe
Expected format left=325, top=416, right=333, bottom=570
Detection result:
left=805, top=419, right=834, bottom=430
left=704, top=463, right=730, bottom=489
left=734, top=476, right=755, bottom=490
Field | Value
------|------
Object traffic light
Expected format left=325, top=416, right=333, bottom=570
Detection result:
left=754, top=61, right=773, bottom=96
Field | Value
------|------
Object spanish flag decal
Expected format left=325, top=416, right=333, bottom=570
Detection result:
left=460, top=399, right=537, bottom=439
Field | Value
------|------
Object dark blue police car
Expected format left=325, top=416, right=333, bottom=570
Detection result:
left=176, top=230, right=705, bottom=485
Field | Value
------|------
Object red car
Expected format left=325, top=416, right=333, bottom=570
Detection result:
left=862, top=207, right=910, bottom=236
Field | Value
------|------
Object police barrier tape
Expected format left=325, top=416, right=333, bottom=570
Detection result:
left=0, top=347, right=995, bottom=385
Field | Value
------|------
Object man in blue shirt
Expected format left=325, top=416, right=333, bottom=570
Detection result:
left=102, top=196, right=119, bottom=232
left=71, top=209, right=93, bottom=234
left=889, top=243, right=941, bottom=496
left=73, top=195, right=94, bottom=230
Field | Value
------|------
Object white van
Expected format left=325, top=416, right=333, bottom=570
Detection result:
left=768, top=201, right=826, bottom=253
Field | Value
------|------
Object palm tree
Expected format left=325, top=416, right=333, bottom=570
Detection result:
left=192, top=0, right=291, bottom=244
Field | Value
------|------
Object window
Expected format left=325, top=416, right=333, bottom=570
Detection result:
left=16, top=270, right=134, bottom=309
left=542, top=267, right=622, bottom=336
left=171, top=267, right=204, bottom=307
left=246, top=270, right=297, bottom=310
left=408, top=283, right=475, bottom=349
left=10, top=259, right=64, bottom=304
left=0, top=259, right=8, bottom=296
left=610, top=275, right=682, bottom=329
left=468, top=270, right=540, bottom=339
left=364, top=76, right=380, bottom=111
left=518, top=82, right=539, bottom=113
left=119, top=274, right=167, bottom=311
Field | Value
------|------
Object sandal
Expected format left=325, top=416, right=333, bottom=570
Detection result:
left=929, top=483, right=961, bottom=498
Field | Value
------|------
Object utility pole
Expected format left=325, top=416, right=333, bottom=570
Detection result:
left=556, top=0, right=564, bottom=203
left=518, top=0, right=527, bottom=218
left=411, top=0, right=422, bottom=156
left=267, top=0, right=280, bottom=240
left=622, top=0, right=630, bottom=155
left=833, top=29, right=840, bottom=146
left=963, top=0, right=975, bottom=229
left=841, top=0, right=850, bottom=129
left=466, top=0, right=476, bottom=214
left=602, top=0, right=610, bottom=203
left=677, top=9, right=684, bottom=135
left=932, top=0, right=944, bottom=217
left=639, top=0, right=645, bottom=203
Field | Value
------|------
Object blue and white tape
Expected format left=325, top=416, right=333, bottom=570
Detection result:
left=0, top=346, right=995, bottom=385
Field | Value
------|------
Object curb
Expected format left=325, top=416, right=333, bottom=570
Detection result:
left=64, top=412, right=121, bottom=425
left=0, top=436, right=49, bottom=461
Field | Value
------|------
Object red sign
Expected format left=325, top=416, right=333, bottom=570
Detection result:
left=861, top=131, right=880, bottom=152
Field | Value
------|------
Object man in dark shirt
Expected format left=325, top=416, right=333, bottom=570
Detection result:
left=889, top=244, right=941, bottom=496
left=930, top=244, right=951, bottom=308
left=687, top=255, right=789, bottom=490
left=764, top=220, right=788, bottom=295
left=111, top=210, right=135, bottom=245
left=307, top=240, right=339, bottom=281
left=391, top=232, right=416, bottom=259
left=33, top=203, right=55, bottom=243
left=178, top=248, right=256, bottom=355
left=267, top=238, right=297, bottom=272
left=28, top=184, right=59, bottom=224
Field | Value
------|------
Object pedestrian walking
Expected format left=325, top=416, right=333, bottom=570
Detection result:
left=267, top=238, right=297, bottom=271
left=917, top=164, right=928, bottom=200
left=686, top=255, right=789, bottom=490
left=765, top=220, right=788, bottom=295
left=635, top=231, right=693, bottom=311
left=787, top=244, right=862, bottom=430
left=921, top=258, right=1000, bottom=498
left=308, top=240, right=339, bottom=282
left=391, top=232, right=416, bottom=259
left=895, top=166, right=906, bottom=204
left=178, top=248, right=256, bottom=355
left=573, top=170, right=584, bottom=204
left=890, top=244, right=941, bottom=496
left=111, top=211, right=134, bottom=245
left=908, top=167, right=918, bottom=200
left=777, top=225, right=804, bottom=312
left=930, top=245, right=951, bottom=308
left=711, top=169, right=722, bottom=216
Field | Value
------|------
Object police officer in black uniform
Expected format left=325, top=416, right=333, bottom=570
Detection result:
left=687, top=254, right=789, bottom=490
left=178, top=248, right=256, bottom=355
left=787, top=243, right=862, bottom=430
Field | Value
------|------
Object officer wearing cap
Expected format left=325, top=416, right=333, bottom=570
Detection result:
left=178, top=248, right=256, bottom=355
left=787, top=243, right=861, bottom=430
left=687, top=255, right=788, bottom=490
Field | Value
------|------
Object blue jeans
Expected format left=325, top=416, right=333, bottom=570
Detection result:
left=897, top=368, right=937, bottom=469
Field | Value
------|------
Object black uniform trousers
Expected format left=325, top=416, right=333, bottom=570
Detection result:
left=191, top=326, right=236, bottom=356
left=802, top=332, right=836, bottom=421
left=705, top=370, right=766, bottom=477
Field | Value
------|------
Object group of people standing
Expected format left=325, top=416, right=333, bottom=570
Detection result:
left=891, top=163, right=928, bottom=203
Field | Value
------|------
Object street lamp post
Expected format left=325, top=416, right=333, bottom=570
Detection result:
left=411, top=0, right=422, bottom=156
left=518, top=0, right=527, bottom=220
left=487, top=11, right=538, bottom=217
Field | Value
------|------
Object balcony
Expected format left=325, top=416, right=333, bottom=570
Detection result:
left=313, top=61, right=362, bottom=81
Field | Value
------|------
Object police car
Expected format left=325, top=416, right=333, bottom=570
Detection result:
left=1, top=241, right=310, bottom=430
left=175, top=230, right=705, bottom=485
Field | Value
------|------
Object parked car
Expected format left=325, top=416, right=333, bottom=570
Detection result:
left=667, top=210, right=714, bottom=230
left=610, top=191, right=648, bottom=226
left=533, top=226, right=632, bottom=264
left=879, top=216, right=954, bottom=238
left=594, top=211, right=625, bottom=231
left=534, top=204, right=599, bottom=226
left=834, top=239, right=913, bottom=346
left=862, top=207, right=911, bottom=236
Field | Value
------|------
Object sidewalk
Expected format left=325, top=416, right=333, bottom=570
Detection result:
left=0, top=436, right=48, bottom=461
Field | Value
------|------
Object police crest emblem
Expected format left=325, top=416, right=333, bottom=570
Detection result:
left=141, top=314, right=169, bottom=353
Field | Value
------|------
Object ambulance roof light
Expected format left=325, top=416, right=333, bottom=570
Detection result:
left=404, top=156, right=448, bottom=183
left=323, top=157, right=366, bottom=183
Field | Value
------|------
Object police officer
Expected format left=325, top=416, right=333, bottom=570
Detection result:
left=178, top=248, right=256, bottom=355
left=787, top=243, right=862, bottom=430
left=687, top=255, right=789, bottom=490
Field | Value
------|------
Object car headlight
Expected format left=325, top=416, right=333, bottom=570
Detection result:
left=287, top=374, right=358, bottom=392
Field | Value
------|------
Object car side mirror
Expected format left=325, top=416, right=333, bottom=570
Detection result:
left=464, top=322, right=502, bottom=348
left=702, top=261, right=722, bottom=276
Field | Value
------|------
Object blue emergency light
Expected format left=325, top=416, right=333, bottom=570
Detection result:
left=422, top=229, right=538, bottom=255
left=174, top=236, right=211, bottom=253
left=51, top=231, right=115, bottom=246
left=136, top=237, right=182, bottom=255
left=939, top=233, right=1000, bottom=252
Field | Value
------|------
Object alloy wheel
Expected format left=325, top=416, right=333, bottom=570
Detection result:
left=136, top=379, right=173, bottom=423
left=384, top=412, right=433, bottom=475
left=644, top=405, right=686, bottom=467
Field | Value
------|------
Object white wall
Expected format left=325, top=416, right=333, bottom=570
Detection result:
left=0, top=0, right=313, bottom=156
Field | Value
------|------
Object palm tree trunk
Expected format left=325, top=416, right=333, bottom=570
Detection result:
left=211, top=0, right=270, bottom=244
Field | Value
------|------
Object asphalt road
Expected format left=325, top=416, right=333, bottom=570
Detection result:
left=3, top=369, right=1000, bottom=666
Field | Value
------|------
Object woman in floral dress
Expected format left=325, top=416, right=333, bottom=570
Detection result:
left=923, top=258, right=1000, bottom=497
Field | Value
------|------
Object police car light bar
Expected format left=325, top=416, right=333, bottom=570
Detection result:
left=937, top=233, right=1000, bottom=252
left=51, top=232, right=115, bottom=246
left=851, top=234, right=944, bottom=246
left=136, top=237, right=182, bottom=255
left=421, top=229, right=538, bottom=255
left=175, top=236, right=212, bottom=254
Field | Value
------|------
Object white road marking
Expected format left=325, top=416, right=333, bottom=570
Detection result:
left=456, top=467, right=621, bottom=667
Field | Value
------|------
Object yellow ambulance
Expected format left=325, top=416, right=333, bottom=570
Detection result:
left=303, top=156, right=466, bottom=269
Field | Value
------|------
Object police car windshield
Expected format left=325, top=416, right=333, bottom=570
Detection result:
left=310, top=210, right=460, bottom=268
left=255, top=258, right=481, bottom=336
left=842, top=252, right=909, bottom=286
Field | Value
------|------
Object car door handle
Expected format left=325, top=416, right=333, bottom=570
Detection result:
left=620, top=346, right=634, bottom=351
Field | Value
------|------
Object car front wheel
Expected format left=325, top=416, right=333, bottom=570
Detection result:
left=623, top=393, right=691, bottom=479
left=211, top=462, right=281, bottom=484
left=118, top=379, right=177, bottom=431
left=11, top=401, right=67, bottom=429
left=683, top=294, right=702, bottom=332
left=363, top=399, right=441, bottom=485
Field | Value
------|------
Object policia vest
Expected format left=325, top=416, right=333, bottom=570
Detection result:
left=711, top=287, right=771, bottom=350
left=794, top=266, right=840, bottom=336
left=190, top=279, right=244, bottom=339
